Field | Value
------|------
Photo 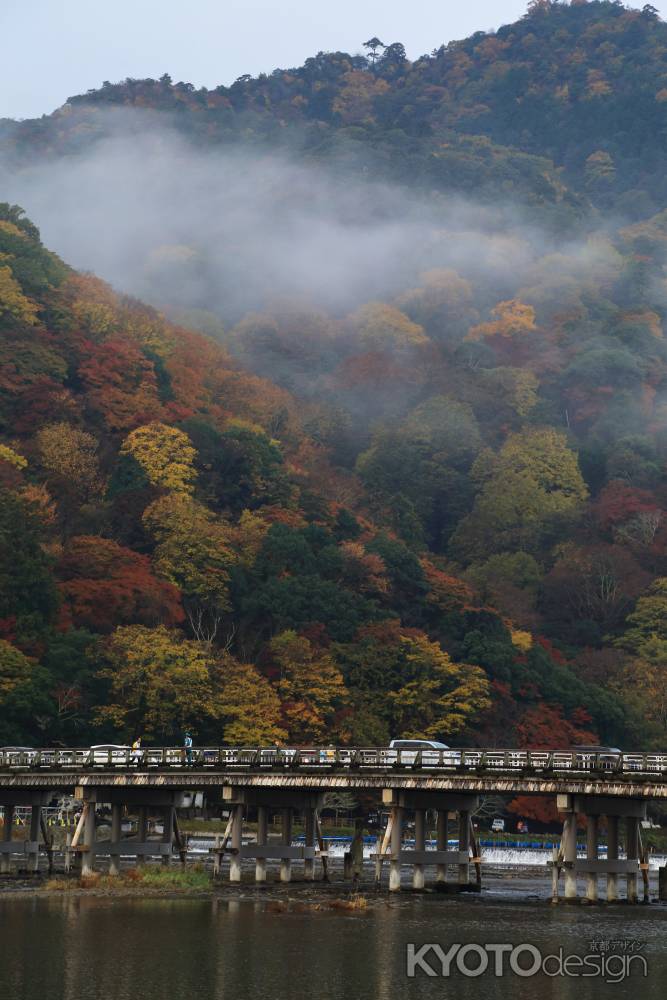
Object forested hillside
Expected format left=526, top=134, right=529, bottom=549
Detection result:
left=1, top=1, right=666, bottom=761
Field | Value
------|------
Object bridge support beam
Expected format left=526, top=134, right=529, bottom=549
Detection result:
left=280, top=808, right=292, bottom=883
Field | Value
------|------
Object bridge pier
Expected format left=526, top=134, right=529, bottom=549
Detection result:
left=380, top=791, right=479, bottom=892
left=220, top=788, right=324, bottom=883
left=304, top=809, right=315, bottom=881
left=607, top=815, right=619, bottom=902
left=436, top=810, right=447, bottom=883
left=389, top=806, right=403, bottom=892
left=73, top=788, right=184, bottom=874
left=555, top=795, right=647, bottom=903
left=0, top=803, right=14, bottom=874
left=0, top=791, right=54, bottom=875
left=626, top=816, right=639, bottom=904
left=255, top=806, right=268, bottom=882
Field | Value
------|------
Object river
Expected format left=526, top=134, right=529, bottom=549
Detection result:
left=1, top=890, right=665, bottom=1000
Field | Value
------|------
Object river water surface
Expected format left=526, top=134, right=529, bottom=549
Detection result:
left=1, top=891, right=665, bottom=1000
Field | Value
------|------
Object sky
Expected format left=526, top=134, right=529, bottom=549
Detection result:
left=2, top=0, right=665, bottom=121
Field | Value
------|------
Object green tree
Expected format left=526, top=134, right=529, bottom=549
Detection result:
left=450, top=428, right=587, bottom=561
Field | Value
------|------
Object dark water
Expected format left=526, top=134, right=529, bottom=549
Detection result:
left=0, top=892, right=665, bottom=1000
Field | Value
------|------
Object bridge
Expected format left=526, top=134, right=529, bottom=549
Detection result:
left=1, top=747, right=665, bottom=903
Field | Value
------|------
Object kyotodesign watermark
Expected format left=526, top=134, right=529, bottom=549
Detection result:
left=406, top=940, right=648, bottom=982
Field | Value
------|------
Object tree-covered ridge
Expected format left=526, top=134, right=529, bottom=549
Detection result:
left=1, top=204, right=649, bottom=759
left=4, top=1, right=667, bottom=219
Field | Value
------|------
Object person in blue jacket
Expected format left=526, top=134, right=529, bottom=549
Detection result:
left=184, top=731, right=193, bottom=765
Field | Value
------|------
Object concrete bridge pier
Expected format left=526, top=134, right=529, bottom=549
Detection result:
left=255, top=806, right=268, bottom=882
left=458, top=810, right=470, bottom=887
left=436, top=810, right=447, bottom=883
left=560, top=806, right=578, bottom=901
left=303, top=809, right=316, bottom=881
left=389, top=806, right=403, bottom=892
left=557, top=795, right=647, bottom=903
left=381, top=791, right=479, bottom=892
left=136, top=807, right=148, bottom=868
left=280, top=808, right=292, bottom=883
left=221, top=787, right=324, bottom=883
left=0, top=803, right=14, bottom=874
left=626, top=816, right=639, bottom=904
left=585, top=814, right=599, bottom=902
left=74, top=788, right=185, bottom=875
left=108, top=804, right=122, bottom=876
left=413, top=809, right=425, bottom=889
left=0, top=791, right=54, bottom=875
left=606, top=815, right=619, bottom=902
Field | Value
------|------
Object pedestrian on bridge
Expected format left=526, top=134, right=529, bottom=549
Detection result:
left=184, top=732, right=193, bottom=766
left=131, top=737, right=142, bottom=765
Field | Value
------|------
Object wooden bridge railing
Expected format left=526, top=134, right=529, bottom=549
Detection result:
left=0, top=747, right=666, bottom=776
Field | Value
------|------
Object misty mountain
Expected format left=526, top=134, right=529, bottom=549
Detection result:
left=1, top=1, right=667, bottom=766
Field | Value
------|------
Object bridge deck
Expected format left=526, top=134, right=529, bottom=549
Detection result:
left=1, top=747, right=665, bottom=798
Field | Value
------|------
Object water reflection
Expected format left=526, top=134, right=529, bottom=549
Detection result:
left=0, top=894, right=664, bottom=1000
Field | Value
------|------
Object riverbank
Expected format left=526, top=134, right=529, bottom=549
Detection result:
left=1, top=866, right=665, bottom=907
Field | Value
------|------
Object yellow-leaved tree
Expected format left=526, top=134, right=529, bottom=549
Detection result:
left=387, top=632, right=490, bottom=739
left=120, top=422, right=197, bottom=494
left=94, top=625, right=221, bottom=740
left=217, top=657, right=287, bottom=745
left=0, top=264, right=39, bottom=325
left=466, top=299, right=536, bottom=341
left=270, top=631, right=347, bottom=743
left=142, top=494, right=235, bottom=615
